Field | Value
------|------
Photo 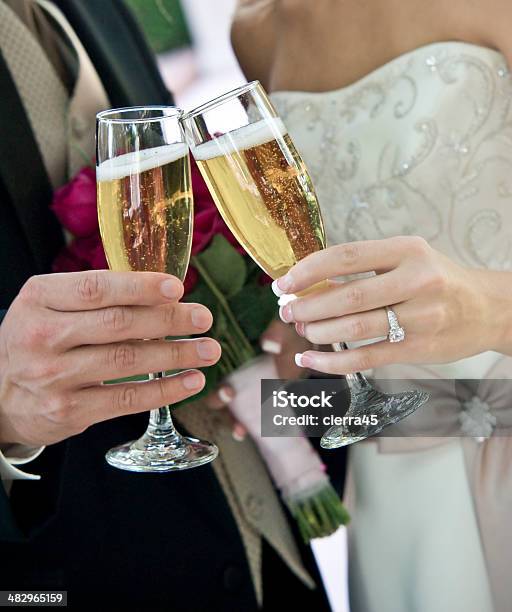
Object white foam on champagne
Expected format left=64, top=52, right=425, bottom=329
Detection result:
left=97, top=143, right=188, bottom=181
left=192, top=118, right=287, bottom=161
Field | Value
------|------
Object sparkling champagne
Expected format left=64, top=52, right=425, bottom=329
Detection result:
left=193, top=119, right=325, bottom=279
left=97, top=144, right=193, bottom=280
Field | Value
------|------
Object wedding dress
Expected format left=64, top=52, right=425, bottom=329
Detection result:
left=271, top=42, right=512, bottom=612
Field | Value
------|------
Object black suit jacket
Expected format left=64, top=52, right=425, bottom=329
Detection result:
left=0, top=2, right=345, bottom=609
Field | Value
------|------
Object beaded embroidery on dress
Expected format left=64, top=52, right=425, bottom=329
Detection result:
left=271, top=42, right=512, bottom=272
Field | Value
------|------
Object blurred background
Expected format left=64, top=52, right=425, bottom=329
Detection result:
left=125, top=1, right=349, bottom=610
left=126, top=0, right=245, bottom=109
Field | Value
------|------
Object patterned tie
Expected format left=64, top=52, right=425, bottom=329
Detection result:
left=0, top=0, right=68, bottom=189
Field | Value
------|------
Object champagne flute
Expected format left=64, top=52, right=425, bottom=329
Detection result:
left=182, top=83, right=428, bottom=448
left=96, top=106, right=218, bottom=471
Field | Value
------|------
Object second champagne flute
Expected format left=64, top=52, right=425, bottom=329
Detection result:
left=96, top=106, right=218, bottom=472
left=182, top=82, right=428, bottom=448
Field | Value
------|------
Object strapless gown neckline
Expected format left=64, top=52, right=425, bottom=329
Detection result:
left=272, top=40, right=504, bottom=97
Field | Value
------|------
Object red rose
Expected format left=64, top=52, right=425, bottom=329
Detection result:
left=183, top=265, right=199, bottom=294
left=52, top=234, right=107, bottom=273
left=51, top=166, right=98, bottom=237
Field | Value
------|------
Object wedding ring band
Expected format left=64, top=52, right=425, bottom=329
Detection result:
left=386, top=307, right=405, bottom=343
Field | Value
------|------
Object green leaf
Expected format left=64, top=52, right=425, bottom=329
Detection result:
left=212, top=307, right=228, bottom=338
left=184, top=278, right=217, bottom=313
left=195, top=235, right=247, bottom=298
left=228, top=281, right=278, bottom=341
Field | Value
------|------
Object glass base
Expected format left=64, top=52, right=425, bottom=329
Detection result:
left=106, top=430, right=218, bottom=473
left=320, top=387, right=429, bottom=449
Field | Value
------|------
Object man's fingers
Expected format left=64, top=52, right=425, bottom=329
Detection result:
left=21, top=271, right=184, bottom=311
left=59, top=302, right=213, bottom=347
left=273, top=236, right=424, bottom=295
left=66, top=338, right=221, bottom=385
left=80, top=370, right=206, bottom=423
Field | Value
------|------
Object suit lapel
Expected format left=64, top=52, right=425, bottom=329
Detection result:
left=54, top=0, right=173, bottom=108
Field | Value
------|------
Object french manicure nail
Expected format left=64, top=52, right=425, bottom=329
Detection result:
left=232, top=428, right=246, bottom=442
left=279, top=303, right=293, bottom=323
left=278, top=293, right=296, bottom=307
left=272, top=274, right=293, bottom=296
left=160, top=278, right=181, bottom=299
left=278, top=273, right=293, bottom=291
left=218, top=386, right=234, bottom=404
left=197, top=340, right=218, bottom=360
left=183, top=371, right=204, bottom=390
left=295, top=352, right=314, bottom=368
left=271, top=280, right=285, bottom=297
left=261, top=339, right=282, bottom=354
left=295, top=322, right=305, bottom=337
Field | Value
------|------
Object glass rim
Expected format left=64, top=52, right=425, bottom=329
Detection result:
left=181, top=81, right=261, bottom=122
left=96, top=105, right=182, bottom=124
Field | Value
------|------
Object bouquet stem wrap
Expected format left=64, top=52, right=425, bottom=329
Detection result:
left=226, top=355, right=350, bottom=543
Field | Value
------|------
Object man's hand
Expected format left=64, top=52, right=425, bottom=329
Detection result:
left=0, top=271, right=221, bottom=446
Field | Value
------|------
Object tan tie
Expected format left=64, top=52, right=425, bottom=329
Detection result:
left=35, top=0, right=110, bottom=177
left=0, top=0, right=68, bottom=189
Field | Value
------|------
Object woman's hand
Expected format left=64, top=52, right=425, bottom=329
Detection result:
left=204, top=319, right=310, bottom=440
left=271, top=236, right=510, bottom=375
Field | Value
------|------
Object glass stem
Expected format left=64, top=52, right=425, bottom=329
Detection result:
left=148, top=372, right=180, bottom=441
left=331, top=342, right=371, bottom=391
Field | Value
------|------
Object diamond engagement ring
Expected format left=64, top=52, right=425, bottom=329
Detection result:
left=386, top=307, right=405, bottom=343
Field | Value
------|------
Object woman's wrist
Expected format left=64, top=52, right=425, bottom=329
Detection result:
left=475, top=269, right=512, bottom=356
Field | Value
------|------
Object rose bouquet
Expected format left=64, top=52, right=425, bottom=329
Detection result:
left=51, top=161, right=349, bottom=542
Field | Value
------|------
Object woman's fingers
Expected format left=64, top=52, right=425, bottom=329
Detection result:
left=203, top=385, right=247, bottom=441
left=297, top=299, right=443, bottom=345
left=57, top=302, right=213, bottom=347
left=260, top=319, right=287, bottom=355
left=297, top=308, right=390, bottom=344
left=66, top=338, right=221, bottom=385
left=295, top=341, right=408, bottom=375
left=79, top=369, right=206, bottom=424
left=204, top=385, right=235, bottom=409
left=272, top=237, right=418, bottom=296
left=232, top=422, right=247, bottom=442
left=280, top=270, right=409, bottom=323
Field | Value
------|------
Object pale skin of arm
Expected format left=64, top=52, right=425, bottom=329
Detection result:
left=225, top=0, right=512, bottom=379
